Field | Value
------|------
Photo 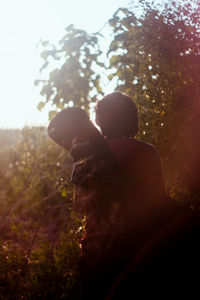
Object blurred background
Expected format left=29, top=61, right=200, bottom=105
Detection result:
left=1, top=0, right=200, bottom=299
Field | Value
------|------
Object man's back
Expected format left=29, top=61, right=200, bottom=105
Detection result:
left=105, top=137, right=200, bottom=298
left=106, top=137, right=166, bottom=219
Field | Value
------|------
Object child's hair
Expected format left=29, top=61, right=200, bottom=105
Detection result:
left=95, top=91, right=138, bottom=138
left=48, top=107, right=101, bottom=150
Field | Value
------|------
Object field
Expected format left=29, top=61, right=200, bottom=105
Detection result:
left=0, top=128, right=82, bottom=300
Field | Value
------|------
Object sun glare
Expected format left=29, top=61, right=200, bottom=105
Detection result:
left=0, top=0, right=130, bottom=128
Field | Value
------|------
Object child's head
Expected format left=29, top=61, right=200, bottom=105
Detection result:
left=48, top=107, right=99, bottom=150
left=95, top=91, right=138, bottom=138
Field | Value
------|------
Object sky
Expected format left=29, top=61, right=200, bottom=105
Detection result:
left=0, top=0, right=131, bottom=128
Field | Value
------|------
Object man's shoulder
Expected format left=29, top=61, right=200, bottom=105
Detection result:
left=134, top=138, right=158, bottom=154
left=133, top=139, right=161, bottom=165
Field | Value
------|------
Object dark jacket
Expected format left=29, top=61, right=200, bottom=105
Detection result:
left=75, top=137, right=200, bottom=299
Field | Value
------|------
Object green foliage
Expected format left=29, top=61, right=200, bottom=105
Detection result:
left=108, top=1, right=200, bottom=144
left=35, top=1, right=200, bottom=201
left=2, top=0, right=200, bottom=298
left=35, top=25, right=104, bottom=116
left=107, top=0, right=200, bottom=199
left=0, top=128, right=83, bottom=299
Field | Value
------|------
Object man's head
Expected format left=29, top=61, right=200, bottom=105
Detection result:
left=95, top=91, right=138, bottom=138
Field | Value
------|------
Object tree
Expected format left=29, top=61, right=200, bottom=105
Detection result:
left=107, top=0, right=200, bottom=199
left=35, top=24, right=104, bottom=118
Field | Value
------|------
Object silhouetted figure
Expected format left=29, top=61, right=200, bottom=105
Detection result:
left=48, top=97, right=200, bottom=299
left=94, top=92, right=200, bottom=299
left=48, top=107, right=123, bottom=299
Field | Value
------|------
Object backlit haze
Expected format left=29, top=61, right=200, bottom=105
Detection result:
left=0, top=0, right=131, bottom=129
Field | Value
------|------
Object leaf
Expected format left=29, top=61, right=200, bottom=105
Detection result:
left=61, top=188, right=67, bottom=197
left=49, top=110, right=58, bottom=121
left=108, top=73, right=116, bottom=80
left=96, top=61, right=105, bottom=68
left=41, top=40, right=49, bottom=47
left=34, top=80, right=40, bottom=86
left=40, top=61, right=49, bottom=73
left=108, top=40, right=119, bottom=55
left=37, top=101, right=45, bottom=111
left=109, top=55, right=120, bottom=66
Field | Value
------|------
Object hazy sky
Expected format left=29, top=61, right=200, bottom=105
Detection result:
left=0, top=0, right=131, bottom=128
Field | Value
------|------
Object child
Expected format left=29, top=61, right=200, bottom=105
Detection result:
left=47, top=107, right=118, bottom=188
left=48, top=107, right=122, bottom=299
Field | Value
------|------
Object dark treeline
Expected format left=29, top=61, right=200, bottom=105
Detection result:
left=1, top=0, right=200, bottom=298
